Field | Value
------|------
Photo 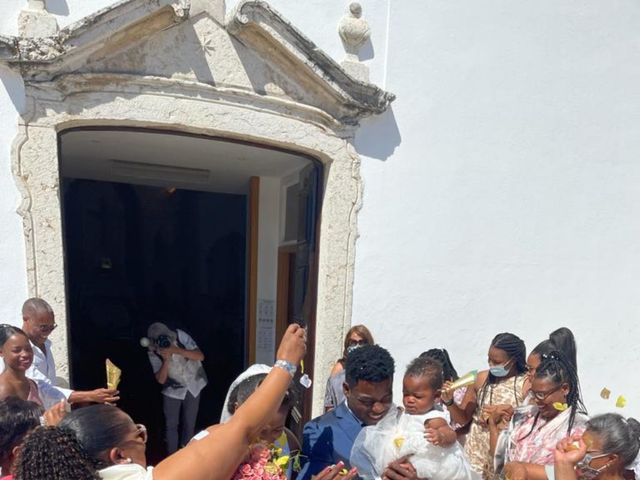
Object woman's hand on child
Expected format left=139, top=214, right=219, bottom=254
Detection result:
left=383, top=455, right=423, bottom=480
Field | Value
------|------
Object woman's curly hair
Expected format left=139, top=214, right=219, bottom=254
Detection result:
left=14, top=426, right=100, bottom=480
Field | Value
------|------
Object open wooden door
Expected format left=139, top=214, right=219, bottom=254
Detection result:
left=276, top=162, right=322, bottom=436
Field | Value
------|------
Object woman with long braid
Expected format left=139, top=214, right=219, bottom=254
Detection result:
left=524, top=328, right=578, bottom=398
left=441, top=333, right=528, bottom=479
left=496, top=351, right=588, bottom=480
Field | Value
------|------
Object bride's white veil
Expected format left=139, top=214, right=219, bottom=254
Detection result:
left=219, top=364, right=272, bottom=423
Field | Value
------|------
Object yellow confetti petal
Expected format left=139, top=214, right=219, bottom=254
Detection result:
left=600, top=388, right=611, bottom=400
left=276, top=431, right=287, bottom=446
left=553, top=402, right=568, bottom=412
left=616, top=395, right=627, bottom=408
left=565, top=441, right=581, bottom=452
left=340, top=469, right=349, bottom=476
left=393, top=436, right=405, bottom=449
left=275, top=455, right=290, bottom=467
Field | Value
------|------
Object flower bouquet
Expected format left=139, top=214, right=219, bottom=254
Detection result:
left=232, top=442, right=292, bottom=480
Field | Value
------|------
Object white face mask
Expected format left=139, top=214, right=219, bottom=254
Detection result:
left=489, top=360, right=511, bottom=377
left=576, top=452, right=612, bottom=480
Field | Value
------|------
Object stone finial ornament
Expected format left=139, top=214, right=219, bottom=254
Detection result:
left=338, top=2, right=370, bottom=82
left=19, top=0, right=59, bottom=38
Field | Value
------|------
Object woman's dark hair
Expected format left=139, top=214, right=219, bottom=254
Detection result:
left=520, top=350, right=586, bottom=440
left=0, top=324, right=28, bottom=348
left=587, top=414, right=640, bottom=469
left=478, top=333, right=527, bottom=407
left=14, top=426, right=100, bottom=480
left=0, top=397, right=43, bottom=466
left=345, top=344, right=394, bottom=387
left=489, top=333, right=527, bottom=380
left=58, top=404, right=131, bottom=469
left=531, top=327, right=578, bottom=374
left=420, top=349, right=459, bottom=381
left=405, top=357, right=444, bottom=390
left=227, top=373, right=297, bottom=415
left=340, top=325, right=375, bottom=362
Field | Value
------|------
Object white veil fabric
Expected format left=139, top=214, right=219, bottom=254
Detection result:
left=219, top=364, right=272, bottom=423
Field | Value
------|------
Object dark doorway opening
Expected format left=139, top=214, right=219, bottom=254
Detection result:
left=61, top=178, right=247, bottom=463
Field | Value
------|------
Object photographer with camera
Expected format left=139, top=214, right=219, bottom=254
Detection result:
left=146, top=322, right=208, bottom=455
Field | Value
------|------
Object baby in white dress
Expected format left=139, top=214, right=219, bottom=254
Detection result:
left=351, top=357, right=478, bottom=480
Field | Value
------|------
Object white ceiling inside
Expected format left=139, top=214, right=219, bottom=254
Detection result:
left=60, top=129, right=312, bottom=194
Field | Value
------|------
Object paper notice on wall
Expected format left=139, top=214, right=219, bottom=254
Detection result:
left=256, top=299, right=276, bottom=363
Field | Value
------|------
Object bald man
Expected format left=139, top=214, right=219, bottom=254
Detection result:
left=19, top=298, right=119, bottom=407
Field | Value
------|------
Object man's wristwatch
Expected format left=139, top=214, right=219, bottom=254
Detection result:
left=274, top=359, right=297, bottom=377
left=442, top=398, right=454, bottom=407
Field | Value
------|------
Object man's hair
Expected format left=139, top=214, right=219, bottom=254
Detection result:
left=345, top=344, right=395, bottom=387
left=22, top=298, right=53, bottom=320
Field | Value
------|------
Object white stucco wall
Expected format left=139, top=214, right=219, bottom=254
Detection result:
left=1, top=0, right=640, bottom=419
left=0, top=65, right=28, bottom=324
left=351, top=2, right=640, bottom=418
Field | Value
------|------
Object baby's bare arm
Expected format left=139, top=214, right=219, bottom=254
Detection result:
left=424, top=417, right=456, bottom=447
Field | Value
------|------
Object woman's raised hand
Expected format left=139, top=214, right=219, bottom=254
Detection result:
left=555, top=434, right=587, bottom=466
left=43, top=400, right=67, bottom=426
left=276, top=324, right=307, bottom=365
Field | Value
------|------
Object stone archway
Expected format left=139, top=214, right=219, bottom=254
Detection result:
left=3, top=0, right=393, bottom=413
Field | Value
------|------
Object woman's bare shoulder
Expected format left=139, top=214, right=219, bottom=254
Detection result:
left=330, top=361, right=344, bottom=376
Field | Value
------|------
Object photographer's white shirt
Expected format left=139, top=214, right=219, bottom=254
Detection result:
left=147, top=329, right=208, bottom=400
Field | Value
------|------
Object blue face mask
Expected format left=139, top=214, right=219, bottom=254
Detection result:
left=489, top=361, right=511, bottom=378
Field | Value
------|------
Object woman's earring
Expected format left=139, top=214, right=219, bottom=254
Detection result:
left=125, top=457, right=133, bottom=464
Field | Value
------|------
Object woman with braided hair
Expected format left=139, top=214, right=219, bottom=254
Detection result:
left=13, top=426, right=99, bottom=480
left=496, top=351, right=588, bottom=480
left=441, top=333, right=528, bottom=479
left=524, top=328, right=578, bottom=398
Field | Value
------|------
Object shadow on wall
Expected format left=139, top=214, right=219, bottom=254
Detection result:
left=46, top=0, right=70, bottom=16
left=354, top=107, right=401, bottom=161
left=0, top=66, right=26, bottom=114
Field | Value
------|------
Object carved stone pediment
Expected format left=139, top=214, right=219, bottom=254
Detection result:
left=1, top=0, right=393, bottom=125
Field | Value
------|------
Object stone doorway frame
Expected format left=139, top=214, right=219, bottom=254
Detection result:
left=12, top=77, right=364, bottom=413
left=4, top=0, right=394, bottom=414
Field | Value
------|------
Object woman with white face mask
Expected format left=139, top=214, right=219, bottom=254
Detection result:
left=554, top=413, right=640, bottom=480
left=441, top=332, right=528, bottom=479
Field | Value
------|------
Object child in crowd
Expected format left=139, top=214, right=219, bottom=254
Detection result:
left=351, top=357, right=477, bottom=480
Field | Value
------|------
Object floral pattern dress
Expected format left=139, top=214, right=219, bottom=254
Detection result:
left=463, top=374, right=527, bottom=479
